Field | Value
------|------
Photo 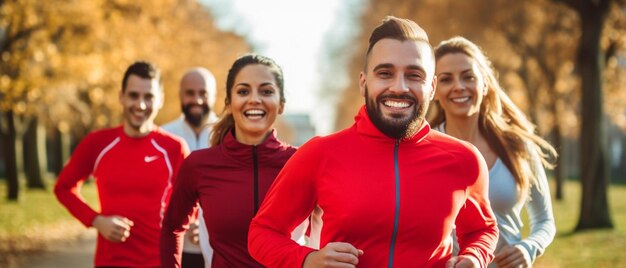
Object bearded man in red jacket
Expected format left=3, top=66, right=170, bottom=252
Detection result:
left=248, top=16, right=499, bottom=268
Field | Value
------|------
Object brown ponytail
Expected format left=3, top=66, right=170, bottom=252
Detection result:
left=210, top=113, right=234, bottom=146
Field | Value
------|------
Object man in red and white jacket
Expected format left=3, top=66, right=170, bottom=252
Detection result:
left=55, top=61, right=189, bottom=268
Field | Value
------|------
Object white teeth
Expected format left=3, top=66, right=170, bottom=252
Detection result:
left=451, top=97, right=470, bottom=103
left=245, top=109, right=265, bottom=115
left=383, top=100, right=410, bottom=108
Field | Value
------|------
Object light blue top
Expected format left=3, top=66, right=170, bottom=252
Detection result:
left=161, top=113, right=217, bottom=151
left=434, top=123, right=556, bottom=266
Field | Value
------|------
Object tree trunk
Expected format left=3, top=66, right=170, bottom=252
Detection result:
left=23, top=117, right=47, bottom=189
left=575, top=2, right=613, bottom=230
left=620, top=134, right=626, bottom=182
left=551, top=125, right=564, bottom=200
left=2, top=110, right=24, bottom=201
left=49, top=125, right=72, bottom=176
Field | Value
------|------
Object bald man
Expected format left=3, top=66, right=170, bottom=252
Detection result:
left=162, top=67, right=217, bottom=268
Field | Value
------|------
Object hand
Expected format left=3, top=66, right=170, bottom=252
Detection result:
left=187, top=221, right=200, bottom=245
left=446, top=254, right=480, bottom=268
left=493, top=245, right=531, bottom=268
left=303, top=242, right=364, bottom=268
left=92, top=215, right=134, bottom=243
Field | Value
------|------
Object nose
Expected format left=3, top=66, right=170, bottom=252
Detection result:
left=195, top=95, right=204, bottom=105
left=138, top=99, right=147, bottom=110
left=452, top=78, right=466, bottom=91
left=248, top=89, right=261, bottom=104
left=389, top=74, right=409, bottom=94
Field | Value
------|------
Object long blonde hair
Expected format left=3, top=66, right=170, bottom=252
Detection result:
left=430, top=36, right=557, bottom=199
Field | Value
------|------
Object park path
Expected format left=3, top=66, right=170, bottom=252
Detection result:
left=21, top=229, right=96, bottom=268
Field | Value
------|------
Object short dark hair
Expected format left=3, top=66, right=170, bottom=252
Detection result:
left=121, top=61, right=160, bottom=92
left=365, top=16, right=432, bottom=70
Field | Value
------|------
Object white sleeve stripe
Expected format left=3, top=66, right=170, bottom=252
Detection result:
left=93, top=137, right=121, bottom=173
left=151, top=139, right=174, bottom=222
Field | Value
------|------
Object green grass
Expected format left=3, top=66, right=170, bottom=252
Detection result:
left=0, top=178, right=625, bottom=267
left=0, top=179, right=98, bottom=265
left=533, top=180, right=626, bottom=267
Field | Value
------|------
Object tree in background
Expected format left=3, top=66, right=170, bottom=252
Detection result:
left=0, top=0, right=249, bottom=201
left=552, top=0, right=626, bottom=230
left=487, top=0, right=579, bottom=200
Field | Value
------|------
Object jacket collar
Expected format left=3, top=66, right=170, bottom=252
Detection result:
left=221, top=128, right=286, bottom=163
left=354, top=105, right=430, bottom=144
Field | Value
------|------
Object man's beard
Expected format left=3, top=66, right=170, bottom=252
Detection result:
left=182, top=103, right=210, bottom=127
left=365, top=86, right=427, bottom=139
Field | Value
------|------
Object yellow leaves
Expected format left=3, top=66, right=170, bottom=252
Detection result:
left=32, top=50, right=44, bottom=62
left=0, top=75, right=10, bottom=88
left=57, top=121, right=69, bottom=133
left=88, top=87, right=104, bottom=103
left=14, top=101, right=26, bottom=114
left=1, top=0, right=250, bottom=130
left=1, top=52, right=10, bottom=62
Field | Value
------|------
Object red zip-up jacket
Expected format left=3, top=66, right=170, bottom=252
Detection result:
left=161, top=129, right=297, bottom=267
left=249, top=106, right=498, bottom=267
left=54, top=126, right=188, bottom=267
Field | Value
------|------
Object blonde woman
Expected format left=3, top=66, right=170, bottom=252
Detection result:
left=431, top=36, right=557, bottom=268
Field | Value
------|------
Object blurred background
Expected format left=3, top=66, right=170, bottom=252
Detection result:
left=1, top=0, right=625, bottom=267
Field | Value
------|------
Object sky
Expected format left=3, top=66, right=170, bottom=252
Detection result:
left=199, top=0, right=361, bottom=135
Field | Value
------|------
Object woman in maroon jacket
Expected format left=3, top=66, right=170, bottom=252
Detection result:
left=161, top=54, right=298, bottom=267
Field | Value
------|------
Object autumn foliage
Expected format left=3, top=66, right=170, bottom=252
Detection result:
left=0, top=0, right=250, bottom=200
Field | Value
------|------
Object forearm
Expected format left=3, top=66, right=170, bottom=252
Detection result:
left=54, top=176, right=98, bottom=227
left=248, top=218, right=315, bottom=267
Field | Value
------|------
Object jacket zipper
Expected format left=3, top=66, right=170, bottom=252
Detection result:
left=388, top=139, right=401, bottom=268
left=253, top=145, right=260, bottom=214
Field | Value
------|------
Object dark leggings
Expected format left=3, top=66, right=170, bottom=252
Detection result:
left=182, top=252, right=205, bottom=268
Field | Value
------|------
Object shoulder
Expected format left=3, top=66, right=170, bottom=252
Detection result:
left=262, top=134, right=298, bottom=163
left=281, top=144, right=298, bottom=157
left=305, top=127, right=353, bottom=149
left=184, top=146, right=223, bottom=165
left=426, top=130, right=480, bottom=158
left=152, top=128, right=188, bottom=151
left=285, top=128, right=352, bottom=164
left=425, top=130, right=485, bottom=179
left=160, top=118, right=183, bottom=133
left=81, top=127, right=122, bottom=147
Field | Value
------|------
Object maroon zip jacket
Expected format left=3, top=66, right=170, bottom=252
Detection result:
left=160, top=129, right=297, bottom=267
left=249, top=106, right=498, bottom=267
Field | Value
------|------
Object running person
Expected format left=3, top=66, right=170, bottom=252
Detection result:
left=247, top=16, right=499, bottom=268
left=431, top=36, right=556, bottom=268
left=55, top=61, right=189, bottom=267
left=160, top=54, right=302, bottom=267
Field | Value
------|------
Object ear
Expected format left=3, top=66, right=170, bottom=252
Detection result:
left=278, top=102, right=285, bottom=115
left=157, top=92, right=165, bottom=109
left=428, top=75, right=437, bottom=101
left=359, top=72, right=367, bottom=97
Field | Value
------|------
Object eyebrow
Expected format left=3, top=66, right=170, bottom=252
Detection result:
left=234, top=82, right=276, bottom=87
left=437, top=68, right=473, bottom=76
left=373, top=63, right=426, bottom=74
left=372, top=63, right=394, bottom=72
